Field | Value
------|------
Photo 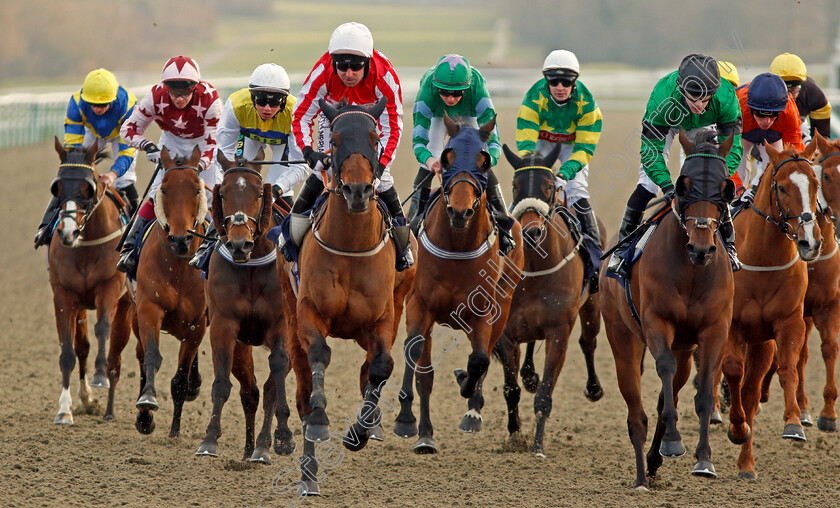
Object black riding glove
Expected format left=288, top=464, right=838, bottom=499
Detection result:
left=302, top=146, right=329, bottom=169
left=661, top=184, right=675, bottom=203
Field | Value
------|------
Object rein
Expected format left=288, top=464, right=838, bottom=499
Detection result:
left=814, top=151, right=840, bottom=230
left=56, top=162, right=124, bottom=245
left=310, top=199, right=390, bottom=257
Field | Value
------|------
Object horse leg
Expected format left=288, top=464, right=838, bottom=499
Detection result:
left=709, top=364, right=724, bottom=425
left=135, top=302, right=164, bottom=413
left=105, top=294, right=133, bottom=421
left=815, top=304, right=840, bottom=431
left=736, top=341, right=775, bottom=479
left=196, top=318, right=238, bottom=457
left=646, top=321, right=684, bottom=460
left=53, top=289, right=79, bottom=424
left=458, top=372, right=486, bottom=433
left=394, top=308, right=435, bottom=439
left=269, top=338, right=296, bottom=457
left=520, top=341, right=540, bottom=394
left=578, top=293, right=604, bottom=402
left=91, top=279, right=122, bottom=389
left=297, top=423, right=321, bottom=496
left=531, top=327, right=571, bottom=457
left=187, top=353, right=202, bottom=401
left=775, top=317, right=807, bottom=441
left=499, top=338, right=523, bottom=436
left=357, top=359, right=384, bottom=442
left=169, top=333, right=202, bottom=439
left=414, top=328, right=437, bottom=454
left=760, top=345, right=779, bottom=404
left=722, top=332, right=749, bottom=445
left=133, top=323, right=155, bottom=434
left=297, top=299, right=331, bottom=443
left=74, top=310, right=96, bottom=413
left=691, top=323, right=727, bottom=479
left=796, top=319, right=813, bottom=426
left=456, top=324, right=492, bottom=399
left=253, top=373, right=277, bottom=463
left=232, top=343, right=260, bottom=460
left=345, top=323, right=394, bottom=452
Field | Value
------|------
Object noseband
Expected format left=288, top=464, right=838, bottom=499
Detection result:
left=220, top=166, right=266, bottom=237
left=55, top=163, right=104, bottom=232
left=675, top=153, right=728, bottom=236
left=510, top=166, right=558, bottom=227
left=749, top=156, right=816, bottom=241
left=443, top=175, right=483, bottom=211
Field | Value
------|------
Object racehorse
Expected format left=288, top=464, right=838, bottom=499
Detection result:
left=722, top=142, right=821, bottom=479
left=493, top=143, right=605, bottom=457
left=290, top=98, right=416, bottom=495
left=107, top=146, right=207, bottom=437
left=195, top=149, right=297, bottom=462
left=48, top=138, right=126, bottom=424
left=601, top=130, right=736, bottom=490
left=393, top=114, right=524, bottom=453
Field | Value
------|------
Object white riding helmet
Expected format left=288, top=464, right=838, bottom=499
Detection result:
left=328, top=22, right=374, bottom=58
left=249, top=63, right=290, bottom=94
left=542, top=50, right=580, bottom=77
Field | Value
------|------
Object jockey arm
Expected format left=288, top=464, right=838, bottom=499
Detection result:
left=198, top=97, right=223, bottom=171
left=557, top=84, right=602, bottom=180
left=120, top=91, right=156, bottom=152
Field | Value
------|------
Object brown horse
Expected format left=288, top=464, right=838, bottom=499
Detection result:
left=493, top=143, right=605, bottom=457
left=722, top=142, right=822, bottom=479
left=393, top=115, right=524, bottom=453
left=291, top=99, right=415, bottom=495
left=601, top=131, right=736, bottom=490
left=107, top=146, right=207, bottom=437
left=48, top=138, right=126, bottom=424
left=194, top=149, right=297, bottom=462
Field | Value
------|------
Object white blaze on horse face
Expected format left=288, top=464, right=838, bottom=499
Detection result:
left=790, top=172, right=818, bottom=246
left=236, top=176, right=246, bottom=190
left=62, top=201, right=78, bottom=234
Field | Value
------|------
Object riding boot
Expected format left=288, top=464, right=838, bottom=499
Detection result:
left=379, top=186, right=414, bottom=271
left=485, top=173, right=516, bottom=256
left=34, top=196, right=60, bottom=249
left=407, top=167, right=433, bottom=235
left=606, top=206, right=646, bottom=278
left=116, top=216, right=152, bottom=274
left=574, top=201, right=602, bottom=293
left=280, top=175, right=325, bottom=262
left=120, top=184, right=140, bottom=217
left=718, top=205, right=742, bottom=272
left=188, top=222, right=217, bottom=269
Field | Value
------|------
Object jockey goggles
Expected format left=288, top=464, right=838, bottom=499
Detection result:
left=438, top=88, right=464, bottom=98
left=165, top=80, right=198, bottom=97
left=251, top=91, right=285, bottom=108
left=546, top=75, right=576, bottom=88
left=751, top=108, right=780, bottom=118
left=332, top=54, right=368, bottom=72
left=784, top=80, right=802, bottom=92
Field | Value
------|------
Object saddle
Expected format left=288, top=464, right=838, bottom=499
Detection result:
left=126, top=218, right=159, bottom=282
left=552, top=204, right=601, bottom=294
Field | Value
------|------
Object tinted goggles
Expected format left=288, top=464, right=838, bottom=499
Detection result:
left=165, top=81, right=197, bottom=97
left=251, top=92, right=284, bottom=108
left=438, top=88, right=464, bottom=98
left=784, top=80, right=802, bottom=92
left=546, top=76, right=576, bottom=87
left=752, top=109, right=780, bottom=119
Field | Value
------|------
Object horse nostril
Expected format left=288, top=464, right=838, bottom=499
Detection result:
left=446, top=206, right=455, bottom=217
left=685, top=244, right=696, bottom=255
left=163, top=224, right=171, bottom=233
left=463, top=209, right=474, bottom=220
left=364, top=184, right=374, bottom=196
left=243, top=241, right=254, bottom=251
left=708, top=245, right=716, bottom=254
left=167, top=235, right=176, bottom=243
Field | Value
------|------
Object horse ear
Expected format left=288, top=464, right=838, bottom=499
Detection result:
left=676, top=175, right=692, bottom=198
left=719, top=132, right=735, bottom=158
left=542, top=141, right=563, bottom=169
left=84, top=141, right=99, bottom=165
left=254, top=146, right=266, bottom=162
left=802, top=137, right=818, bottom=162
left=441, top=148, right=456, bottom=171
left=319, top=99, right=339, bottom=122
left=502, top=144, right=522, bottom=169
left=217, top=150, right=233, bottom=171
left=189, top=146, right=202, bottom=167
left=443, top=112, right=459, bottom=138
left=54, top=136, right=67, bottom=160
left=678, top=128, right=695, bottom=155
left=478, top=115, right=496, bottom=143
left=211, top=184, right=225, bottom=236
left=721, top=178, right=736, bottom=202
left=813, top=131, right=830, bottom=161
left=368, top=97, right=387, bottom=119
left=259, top=183, right=273, bottom=233
left=476, top=151, right=491, bottom=173
left=765, top=143, right=781, bottom=162
left=160, top=147, right=172, bottom=167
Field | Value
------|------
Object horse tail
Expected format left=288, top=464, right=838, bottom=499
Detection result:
left=491, top=332, right=515, bottom=364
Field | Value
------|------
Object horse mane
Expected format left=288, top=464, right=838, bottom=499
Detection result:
left=519, top=150, right=551, bottom=168
left=692, top=130, right=719, bottom=154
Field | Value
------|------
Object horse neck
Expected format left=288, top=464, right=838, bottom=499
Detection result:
left=82, top=191, right=119, bottom=236
left=427, top=196, right=493, bottom=251
left=524, top=212, right=573, bottom=267
left=741, top=183, right=799, bottom=260
left=320, top=192, right=382, bottom=250
left=817, top=211, right=837, bottom=247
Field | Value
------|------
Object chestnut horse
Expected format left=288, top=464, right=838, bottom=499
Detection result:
left=601, top=131, right=736, bottom=490
left=493, top=143, right=605, bottom=457
left=195, top=150, right=297, bottom=462
left=393, top=114, right=524, bottom=453
left=48, top=139, right=126, bottom=424
left=107, top=146, right=207, bottom=437
left=722, top=142, right=822, bottom=479
left=291, top=99, right=415, bottom=495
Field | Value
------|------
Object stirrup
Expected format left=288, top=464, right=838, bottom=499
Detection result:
left=607, top=251, right=627, bottom=277
left=116, top=251, right=135, bottom=274
left=396, top=247, right=414, bottom=272
left=34, top=227, right=50, bottom=249
left=726, top=246, right=742, bottom=272
left=499, top=232, right=516, bottom=256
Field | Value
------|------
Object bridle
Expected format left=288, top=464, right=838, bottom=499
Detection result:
left=218, top=166, right=267, bottom=238
left=326, top=109, right=381, bottom=198
left=814, top=151, right=840, bottom=228
left=749, top=155, right=816, bottom=241
left=156, top=164, right=205, bottom=257
left=676, top=153, right=726, bottom=237
left=443, top=174, right=483, bottom=212
left=55, top=162, right=105, bottom=234
left=510, top=165, right=558, bottom=229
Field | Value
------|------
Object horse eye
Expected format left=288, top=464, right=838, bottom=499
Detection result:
left=218, top=192, right=224, bottom=199
left=826, top=175, right=832, bottom=182
left=778, top=185, right=786, bottom=194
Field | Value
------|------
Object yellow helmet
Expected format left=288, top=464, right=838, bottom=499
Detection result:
left=769, top=53, right=806, bottom=81
left=80, top=68, right=119, bottom=104
left=717, top=61, right=739, bottom=87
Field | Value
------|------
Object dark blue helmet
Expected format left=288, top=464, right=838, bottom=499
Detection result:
left=747, top=72, right=788, bottom=112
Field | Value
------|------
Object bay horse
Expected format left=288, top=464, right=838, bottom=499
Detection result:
left=107, top=146, right=207, bottom=437
left=601, top=130, right=736, bottom=490
left=393, top=114, right=524, bottom=453
left=493, top=143, right=605, bottom=457
left=195, top=149, right=297, bottom=462
left=291, top=98, right=416, bottom=495
left=48, top=138, right=126, bottom=424
left=722, top=142, right=822, bottom=479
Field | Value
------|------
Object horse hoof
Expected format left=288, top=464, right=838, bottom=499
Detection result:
left=90, top=373, right=110, bottom=389
left=393, top=420, right=418, bottom=438
left=369, top=424, right=384, bottom=441
left=738, top=471, right=757, bottom=480
left=274, top=437, right=297, bottom=456
left=103, top=413, right=114, bottom=422
left=343, top=424, right=369, bottom=452
left=304, top=424, right=330, bottom=443
left=195, top=442, right=219, bottom=457
left=710, top=408, right=723, bottom=425
left=297, top=480, right=320, bottom=496
left=54, top=412, right=73, bottom=425
left=659, top=439, right=686, bottom=458
left=782, top=423, right=806, bottom=441
left=532, top=449, right=546, bottom=459
left=185, top=387, right=200, bottom=402
left=413, top=436, right=438, bottom=454
left=459, top=410, right=483, bottom=433
left=453, top=368, right=468, bottom=385
left=817, top=416, right=837, bottom=432
left=800, top=411, right=814, bottom=427
left=756, top=402, right=762, bottom=415
left=584, top=384, right=604, bottom=402
left=249, top=448, right=271, bottom=464
left=634, top=484, right=650, bottom=492
left=135, top=412, right=156, bottom=435
left=691, top=460, right=717, bottom=478
left=728, top=425, right=750, bottom=445
left=135, top=394, right=159, bottom=411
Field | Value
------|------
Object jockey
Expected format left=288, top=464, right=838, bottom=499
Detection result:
left=188, top=63, right=308, bottom=268
left=406, top=54, right=515, bottom=255
left=607, top=53, right=743, bottom=277
left=289, top=22, right=413, bottom=271
left=516, top=49, right=603, bottom=273
left=116, top=56, right=223, bottom=273
left=735, top=72, right=804, bottom=202
left=718, top=61, right=740, bottom=87
left=770, top=52, right=832, bottom=143
left=35, top=68, right=138, bottom=249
